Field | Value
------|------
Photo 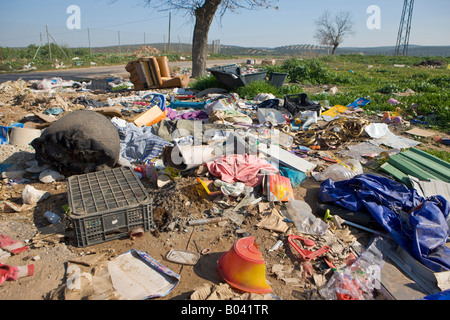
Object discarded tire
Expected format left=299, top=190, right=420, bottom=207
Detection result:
left=31, top=110, right=120, bottom=176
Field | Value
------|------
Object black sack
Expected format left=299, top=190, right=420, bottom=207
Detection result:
left=31, top=110, right=120, bottom=176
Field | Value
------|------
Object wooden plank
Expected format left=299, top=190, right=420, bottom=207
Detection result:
left=258, top=144, right=316, bottom=173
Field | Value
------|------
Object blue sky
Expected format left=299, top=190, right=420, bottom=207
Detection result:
left=0, top=0, right=449, bottom=48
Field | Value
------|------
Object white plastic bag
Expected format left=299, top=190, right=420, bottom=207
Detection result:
left=319, top=236, right=388, bottom=300
left=282, top=200, right=328, bottom=235
left=214, top=180, right=253, bottom=197
left=313, top=159, right=363, bottom=182
left=22, top=185, right=50, bottom=205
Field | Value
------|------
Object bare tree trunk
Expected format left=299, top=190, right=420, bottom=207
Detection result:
left=331, top=44, right=339, bottom=55
left=192, top=0, right=221, bottom=78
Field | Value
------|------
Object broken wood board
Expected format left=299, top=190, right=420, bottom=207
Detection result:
left=406, top=127, right=437, bottom=138
left=258, top=143, right=316, bottom=173
left=33, top=111, right=57, bottom=123
left=409, top=176, right=450, bottom=201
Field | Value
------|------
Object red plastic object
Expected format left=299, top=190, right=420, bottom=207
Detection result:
left=217, top=236, right=272, bottom=294
left=288, top=235, right=330, bottom=261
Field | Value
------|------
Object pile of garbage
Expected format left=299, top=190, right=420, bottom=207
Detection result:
left=0, top=62, right=449, bottom=301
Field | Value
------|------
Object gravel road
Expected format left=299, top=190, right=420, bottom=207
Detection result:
left=0, top=59, right=249, bottom=83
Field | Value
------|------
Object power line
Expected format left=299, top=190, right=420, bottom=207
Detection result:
left=0, top=15, right=170, bottom=42
left=395, top=0, right=415, bottom=56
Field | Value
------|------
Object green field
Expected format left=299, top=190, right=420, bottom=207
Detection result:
left=193, top=55, right=450, bottom=133
left=0, top=44, right=230, bottom=72
left=2, top=45, right=449, bottom=132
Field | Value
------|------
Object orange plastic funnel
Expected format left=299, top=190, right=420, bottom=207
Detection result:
left=217, top=236, right=272, bottom=294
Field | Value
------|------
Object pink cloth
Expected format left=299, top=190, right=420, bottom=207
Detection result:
left=0, top=234, right=29, bottom=255
left=0, top=263, right=34, bottom=285
left=206, top=154, right=278, bottom=187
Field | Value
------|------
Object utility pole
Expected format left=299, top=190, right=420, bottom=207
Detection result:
left=168, top=12, right=171, bottom=52
left=395, top=0, right=415, bottom=56
left=46, top=25, right=52, bottom=60
left=33, top=33, right=43, bottom=61
left=88, top=28, right=92, bottom=55
left=118, top=30, right=121, bottom=55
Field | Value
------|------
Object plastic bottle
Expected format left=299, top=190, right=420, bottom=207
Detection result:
left=44, top=211, right=61, bottom=224
left=266, top=112, right=278, bottom=125
left=270, top=130, right=294, bottom=148
left=379, top=149, right=400, bottom=160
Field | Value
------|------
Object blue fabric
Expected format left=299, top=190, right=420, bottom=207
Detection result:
left=422, top=289, right=450, bottom=300
left=142, top=93, right=166, bottom=111
left=0, top=123, right=24, bottom=145
left=113, top=120, right=172, bottom=165
left=319, top=174, right=450, bottom=272
left=279, top=166, right=307, bottom=188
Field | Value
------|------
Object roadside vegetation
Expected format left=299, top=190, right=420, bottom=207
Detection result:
left=191, top=54, right=450, bottom=162
left=0, top=44, right=233, bottom=72
left=193, top=55, right=450, bottom=132
left=2, top=44, right=449, bottom=136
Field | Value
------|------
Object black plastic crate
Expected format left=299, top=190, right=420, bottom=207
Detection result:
left=66, top=167, right=154, bottom=247
left=284, top=94, right=322, bottom=117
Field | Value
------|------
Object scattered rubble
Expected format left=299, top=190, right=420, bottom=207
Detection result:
left=0, top=59, right=449, bottom=302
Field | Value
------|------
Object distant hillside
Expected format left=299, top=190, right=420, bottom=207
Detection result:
left=337, top=45, right=450, bottom=57
left=88, top=42, right=450, bottom=57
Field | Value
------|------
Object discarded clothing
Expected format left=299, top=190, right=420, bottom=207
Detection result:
left=166, top=108, right=208, bottom=121
left=209, top=109, right=253, bottom=125
left=73, top=96, right=108, bottom=108
left=112, top=117, right=172, bottom=165
left=319, top=174, right=450, bottom=272
left=206, top=154, right=278, bottom=187
left=151, top=119, right=233, bottom=143
left=0, top=263, right=34, bottom=285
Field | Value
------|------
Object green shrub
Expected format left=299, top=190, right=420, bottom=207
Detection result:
left=190, top=75, right=227, bottom=91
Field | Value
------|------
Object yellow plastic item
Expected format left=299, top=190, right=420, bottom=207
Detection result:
left=196, top=178, right=222, bottom=199
left=321, top=105, right=349, bottom=118
left=218, top=236, right=272, bottom=294
left=133, top=105, right=167, bottom=127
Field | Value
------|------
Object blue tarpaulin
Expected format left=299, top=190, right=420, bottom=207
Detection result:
left=319, top=174, right=450, bottom=273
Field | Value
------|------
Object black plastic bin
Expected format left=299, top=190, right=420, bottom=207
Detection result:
left=241, top=71, right=268, bottom=85
left=207, top=65, right=267, bottom=89
left=268, top=72, right=288, bottom=88
left=208, top=69, right=245, bottom=88
left=67, top=167, right=154, bottom=247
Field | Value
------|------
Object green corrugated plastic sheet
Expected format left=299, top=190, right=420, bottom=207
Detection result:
left=381, top=148, right=450, bottom=187
left=380, top=162, right=412, bottom=187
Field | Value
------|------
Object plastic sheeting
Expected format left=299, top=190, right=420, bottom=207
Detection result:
left=319, top=174, right=450, bottom=273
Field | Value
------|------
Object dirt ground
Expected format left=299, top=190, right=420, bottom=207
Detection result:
left=0, top=78, right=448, bottom=301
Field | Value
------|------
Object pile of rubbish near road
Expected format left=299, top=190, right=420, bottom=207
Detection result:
left=0, top=69, right=449, bottom=301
